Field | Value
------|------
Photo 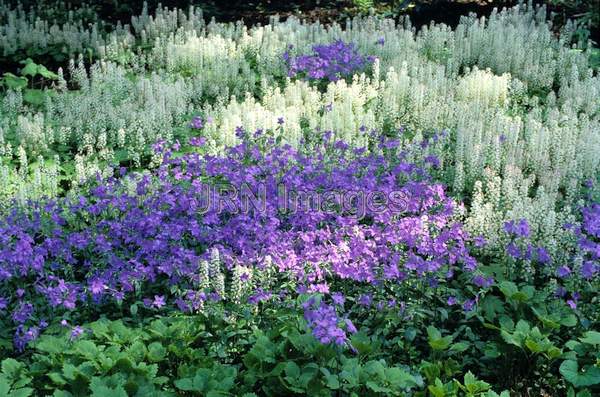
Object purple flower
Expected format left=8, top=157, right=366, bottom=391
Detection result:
left=581, top=261, right=598, bottom=279
left=556, top=266, right=571, bottom=278
left=462, top=299, right=476, bottom=312
left=447, top=296, right=457, bottom=306
left=152, top=295, right=166, bottom=309
left=89, top=278, right=106, bottom=295
left=474, top=235, right=487, bottom=248
left=555, top=286, right=567, bottom=298
left=345, top=319, right=357, bottom=334
left=190, top=116, right=204, bottom=129
left=358, top=294, right=372, bottom=306
left=331, top=292, right=345, bottom=306
left=376, top=37, right=385, bottom=46
left=473, top=275, right=494, bottom=288
left=536, top=247, right=551, bottom=264
left=506, top=242, right=521, bottom=259
left=70, top=326, right=84, bottom=340
left=424, top=155, right=440, bottom=169
left=277, top=117, right=285, bottom=125
left=304, top=302, right=347, bottom=346
left=566, top=299, right=577, bottom=309
left=504, top=219, right=530, bottom=238
left=190, top=136, right=207, bottom=147
left=308, top=283, right=329, bottom=294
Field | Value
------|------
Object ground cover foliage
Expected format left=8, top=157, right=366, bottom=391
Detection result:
left=0, top=0, right=599, bottom=396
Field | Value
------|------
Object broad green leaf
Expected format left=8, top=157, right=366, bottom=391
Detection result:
left=23, top=89, right=46, bottom=106
left=560, top=360, right=600, bottom=387
left=1, top=359, right=24, bottom=380
left=20, top=61, right=39, bottom=77
left=37, top=65, right=59, bottom=80
left=498, top=281, right=518, bottom=299
left=147, top=342, right=166, bottom=362
left=560, top=315, right=578, bottom=327
left=580, top=331, right=600, bottom=346
left=9, top=388, right=34, bottom=397
left=449, top=342, right=469, bottom=353
left=0, top=379, right=9, bottom=396
left=284, top=362, right=300, bottom=379
left=3, top=73, right=28, bottom=90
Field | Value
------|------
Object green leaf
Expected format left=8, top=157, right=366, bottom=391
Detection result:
left=20, top=61, right=39, bottom=77
left=0, top=379, right=9, bottom=396
left=449, top=342, right=469, bottom=353
left=75, top=340, right=99, bottom=359
left=325, top=374, right=340, bottom=390
left=1, top=359, right=24, bottom=380
left=37, top=65, right=59, bottom=80
left=52, top=391, right=73, bottom=397
left=498, top=281, right=518, bottom=299
left=498, top=316, right=514, bottom=332
left=560, top=315, right=578, bottom=327
left=560, top=360, right=600, bottom=387
left=284, top=362, right=300, bottom=379
left=48, top=372, right=67, bottom=386
left=147, top=342, right=166, bottom=362
left=427, top=326, right=453, bottom=351
left=580, top=331, right=600, bottom=346
left=89, top=377, right=128, bottom=397
left=525, top=339, right=541, bottom=353
left=23, top=89, right=46, bottom=105
left=3, top=73, right=28, bottom=90
left=426, top=326, right=442, bottom=341
left=35, top=336, right=67, bottom=354
left=9, top=388, right=34, bottom=397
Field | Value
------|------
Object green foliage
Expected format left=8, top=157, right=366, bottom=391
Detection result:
left=0, top=58, right=58, bottom=106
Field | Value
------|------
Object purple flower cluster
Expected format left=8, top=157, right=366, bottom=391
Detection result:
left=0, top=130, right=475, bottom=349
left=503, top=219, right=550, bottom=264
left=286, top=40, right=374, bottom=81
left=577, top=204, right=600, bottom=280
left=303, top=300, right=349, bottom=345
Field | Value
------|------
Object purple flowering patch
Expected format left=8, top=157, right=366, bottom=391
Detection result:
left=0, top=129, right=477, bottom=349
left=286, top=40, right=374, bottom=82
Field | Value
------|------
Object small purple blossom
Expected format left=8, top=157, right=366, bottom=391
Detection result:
left=474, top=235, right=487, bottom=248
left=190, top=116, right=204, bottom=130
left=506, top=242, right=521, bottom=259
left=332, top=292, right=345, bottom=306
left=473, top=275, right=494, bottom=288
left=70, top=326, right=84, bottom=340
left=504, top=219, right=530, bottom=238
left=536, top=247, right=551, bottom=264
left=190, top=136, right=207, bottom=147
left=556, top=266, right=571, bottom=279
left=152, top=295, right=166, bottom=309
left=462, top=299, right=476, bottom=312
